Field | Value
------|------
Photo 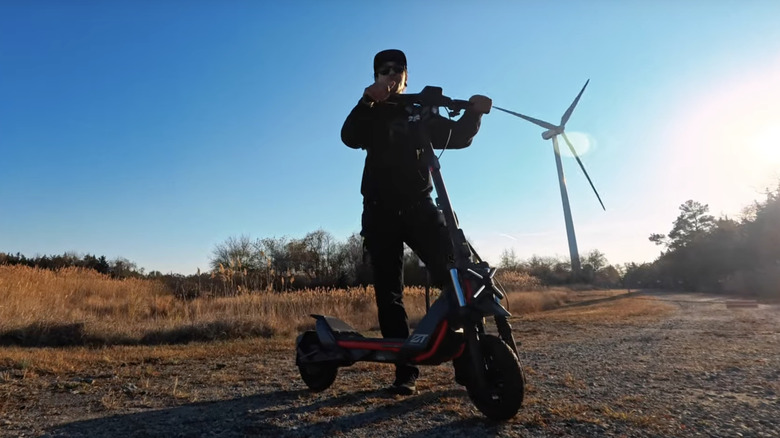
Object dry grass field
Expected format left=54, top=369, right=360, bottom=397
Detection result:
left=0, top=264, right=587, bottom=379
left=0, top=265, right=574, bottom=346
left=1, top=266, right=778, bottom=437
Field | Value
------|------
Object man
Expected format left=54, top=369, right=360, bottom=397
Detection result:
left=341, top=49, right=491, bottom=395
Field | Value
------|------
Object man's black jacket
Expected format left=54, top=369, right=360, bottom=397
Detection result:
left=341, top=98, right=482, bottom=208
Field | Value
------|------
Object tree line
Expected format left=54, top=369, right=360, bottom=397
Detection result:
left=636, top=182, right=779, bottom=297
left=2, top=182, right=777, bottom=298
left=497, top=248, right=622, bottom=287
left=206, top=230, right=428, bottom=294
left=1, top=252, right=113, bottom=276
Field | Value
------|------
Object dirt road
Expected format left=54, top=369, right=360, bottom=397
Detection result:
left=2, top=291, right=778, bottom=437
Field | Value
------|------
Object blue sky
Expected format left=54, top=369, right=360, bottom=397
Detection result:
left=2, top=1, right=779, bottom=274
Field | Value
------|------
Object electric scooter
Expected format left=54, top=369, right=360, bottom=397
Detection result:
left=295, top=86, right=525, bottom=421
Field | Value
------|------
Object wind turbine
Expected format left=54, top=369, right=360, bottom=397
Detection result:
left=494, top=80, right=605, bottom=277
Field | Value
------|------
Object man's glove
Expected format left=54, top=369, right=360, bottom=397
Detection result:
left=469, top=95, right=492, bottom=114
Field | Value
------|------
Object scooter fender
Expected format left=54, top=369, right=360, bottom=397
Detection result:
left=310, top=314, right=364, bottom=348
left=313, top=316, right=337, bottom=349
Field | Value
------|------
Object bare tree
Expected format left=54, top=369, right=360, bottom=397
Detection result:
left=210, top=234, right=259, bottom=271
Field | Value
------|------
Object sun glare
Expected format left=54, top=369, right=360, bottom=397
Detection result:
left=716, top=99, right=780, bottom=180
left=559, top=131, right=595, bottom=158
left=748, top=124, right=780, bottom=164
left=669, top=59, right=780, bottom=197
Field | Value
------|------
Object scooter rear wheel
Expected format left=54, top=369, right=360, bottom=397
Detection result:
left=296, top=331, right=338, bottom=392
left=466, top=334, right=525, bottom=421
left=299, top=363, right=337, bottom=392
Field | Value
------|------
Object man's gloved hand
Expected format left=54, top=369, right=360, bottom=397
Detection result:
left=469, top=95, right=492, bottom=114
left=363, top=77, right=397, bottom=104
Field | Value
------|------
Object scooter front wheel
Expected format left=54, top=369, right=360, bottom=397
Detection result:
left=465, top=334, right=525, bottom=421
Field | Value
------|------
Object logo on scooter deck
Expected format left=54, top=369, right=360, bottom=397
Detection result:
left=409, top=334, right=429, bottom=344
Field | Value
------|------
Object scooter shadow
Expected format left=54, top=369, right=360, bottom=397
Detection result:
left=44, top=387, right=477, bottom=437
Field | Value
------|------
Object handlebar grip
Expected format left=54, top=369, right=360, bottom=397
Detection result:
left=449, top=99, right=472, bottom=110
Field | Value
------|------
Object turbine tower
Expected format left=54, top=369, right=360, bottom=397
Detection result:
left=494, top=80, right=605, bottom=277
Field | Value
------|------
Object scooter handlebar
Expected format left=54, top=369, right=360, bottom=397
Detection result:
left=388, top=86, right=473, bottom=114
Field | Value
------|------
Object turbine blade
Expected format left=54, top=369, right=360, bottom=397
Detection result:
left=493, top=106, right=558, bottom=131
left=561, top=132, right=605, bottom=211
left=560, top=79, right=590, bottom=127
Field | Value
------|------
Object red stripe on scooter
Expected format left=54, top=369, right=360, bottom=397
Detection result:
left=432, top=338, right=466, bottom=363
left=337, top=340, right=403, bottom=352
left=412, top=321, right=449, bottom=363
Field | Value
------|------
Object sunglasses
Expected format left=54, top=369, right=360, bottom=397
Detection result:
left=377, top=64, right=405, bottom=75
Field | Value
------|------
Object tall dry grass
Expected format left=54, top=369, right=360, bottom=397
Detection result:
left=0, top=265, right=434, bottom=345
left=494, top=270, right=542, bottom=292
left=0, top=265, right=591, bottom=346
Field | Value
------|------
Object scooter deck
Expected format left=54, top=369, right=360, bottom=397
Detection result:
left=336, top=337, right=406, bottom=352
left=313, top=315, right=407, bottom=351
left=308, top=311, right=464, bottom=366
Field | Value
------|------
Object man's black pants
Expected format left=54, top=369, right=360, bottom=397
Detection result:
left=361, top=197, right=453, bottom=382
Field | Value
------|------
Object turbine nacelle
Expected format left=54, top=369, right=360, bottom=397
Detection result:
left=542, top=129, right=559, bottom=140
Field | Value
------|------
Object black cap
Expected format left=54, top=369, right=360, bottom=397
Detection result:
left=373, top=49, right=407, bottom=72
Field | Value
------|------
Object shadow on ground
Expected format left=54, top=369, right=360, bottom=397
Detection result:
left=43, top=387, right=504, bottom=438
